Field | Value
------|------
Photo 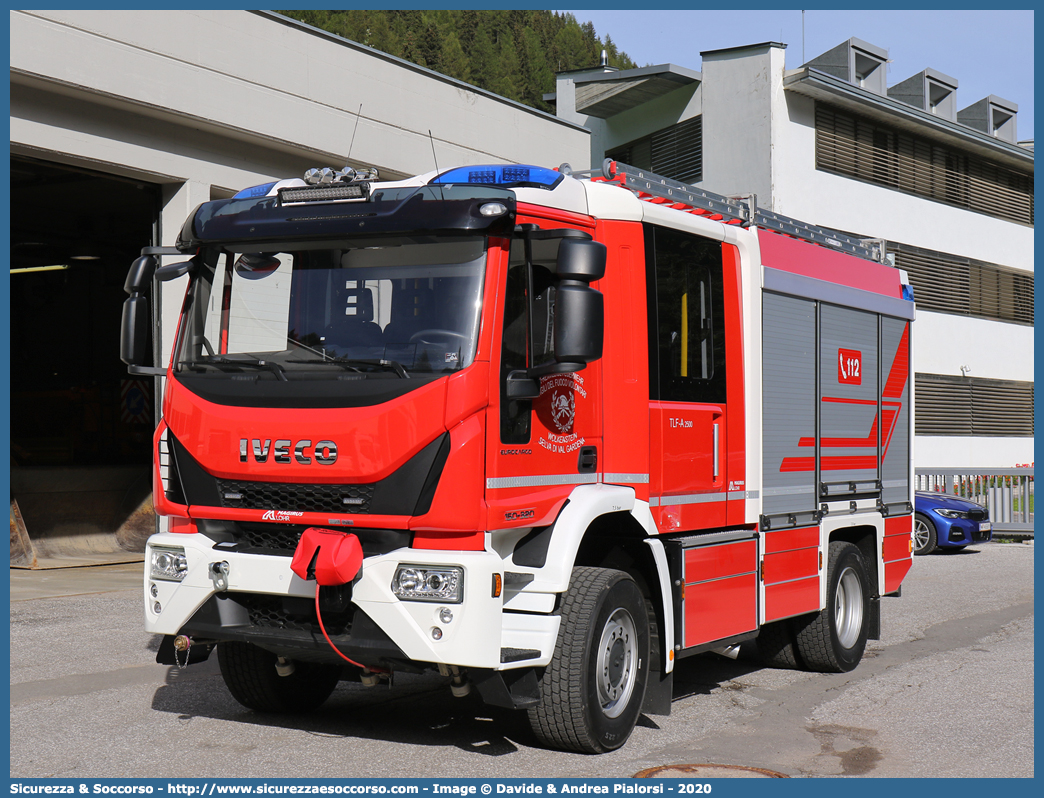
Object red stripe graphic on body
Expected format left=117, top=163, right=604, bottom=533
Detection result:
left=781, top=324, right=908, bottom=473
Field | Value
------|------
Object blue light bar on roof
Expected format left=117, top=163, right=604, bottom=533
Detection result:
left=232, top=181, right=278, bottom=200
left=430, top=165, right=564, bottom=191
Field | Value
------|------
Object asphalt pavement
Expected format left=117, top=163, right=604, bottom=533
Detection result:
left=8, top=539, right=1034, bottom=779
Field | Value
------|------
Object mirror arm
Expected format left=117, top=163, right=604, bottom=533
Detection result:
left=155, top=260, right=195, bottom=281
left=505, top=370, right=540, bottom=400
left=513, top=225, right=592, bottom=242
left=128, top=365, right=166, bottom=376
left=526, top=361, right=586, bottom=378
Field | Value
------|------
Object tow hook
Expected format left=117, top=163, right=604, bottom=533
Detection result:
left=209, top=561, right=230, bottom=591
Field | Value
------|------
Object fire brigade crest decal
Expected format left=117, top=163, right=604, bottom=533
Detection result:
left=536, top=373, right=588, bottom=454
left=550, top=389, right=575, bottom=433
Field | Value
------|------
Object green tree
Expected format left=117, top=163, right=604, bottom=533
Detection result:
left=521, top=28, right=554, bottom=111
left=468, top=25, right=498, bottom=94
left=274, top=9, right=637, bottom=111
left=440, top=31, right=471, bottom=83
left=492, top=29, right=523, bottom=102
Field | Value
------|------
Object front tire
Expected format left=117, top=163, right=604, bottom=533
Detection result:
left=217, top=642, right=341, bottom=713
left=528, top=567, right=650, bottom=753
left=913, top=514, right=938, bottom=555
left=793, top=542, right=870, bottom=673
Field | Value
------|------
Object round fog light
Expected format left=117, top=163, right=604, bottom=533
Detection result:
left=439, top=608, right=454, bottom=624
left=153, top=601, right=162, bottom=614
left=431, top=627, right=443, bottom=640
left=150, top=583, right=158, bottom=598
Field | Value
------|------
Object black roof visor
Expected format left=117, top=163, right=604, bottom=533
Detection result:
left=179, top=185, right=516, bottom=248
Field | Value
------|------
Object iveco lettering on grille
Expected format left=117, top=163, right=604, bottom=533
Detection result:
left=239, top=439, right=337, bottom=465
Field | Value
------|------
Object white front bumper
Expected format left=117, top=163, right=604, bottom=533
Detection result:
left=144, top=532, right=559, bottom=669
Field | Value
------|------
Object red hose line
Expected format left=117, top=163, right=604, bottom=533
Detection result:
left=314, top=584, right=367, bottom=669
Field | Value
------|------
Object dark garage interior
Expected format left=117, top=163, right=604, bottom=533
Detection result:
left=10, top=155, right=163, bottom=567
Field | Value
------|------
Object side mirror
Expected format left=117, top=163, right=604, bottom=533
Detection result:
left=120, top=251, right=179, bottom=375
left=553, top=239, right=605, bottom=366
left=506, top=239, right=606, bottom=398
left=124, top=255, right=158, bottom=294
left=120, top=296, right=151, bottom=366
left=555, top=238, right=606, bottom=282
left=554, top=282, right=604, bottom=365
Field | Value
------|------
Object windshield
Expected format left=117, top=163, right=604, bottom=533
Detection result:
left=175, top=236, right=486, bottom=382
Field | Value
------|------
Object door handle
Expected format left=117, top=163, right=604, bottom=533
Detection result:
left=713, top=422, right=720, bottom=480
left=578, top=445, right=597, bottom=474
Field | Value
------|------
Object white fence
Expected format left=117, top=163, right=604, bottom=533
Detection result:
left=915, top=468, right=1034, bottom=536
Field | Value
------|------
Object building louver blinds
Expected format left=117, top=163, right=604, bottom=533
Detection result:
left=816, top=104, right=1033, bottom=226
left=607, top=116, right=702, bottom=185
left=889, top=243, right=1034, bottom=325
left=916, top=374, right=1034, bottom=437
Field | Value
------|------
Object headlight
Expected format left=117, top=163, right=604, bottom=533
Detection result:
left=150, top=546, right=188, bottom=581
left=936, top=509, right=971, bottom=519
left=391, top=564, right=463, bottom=603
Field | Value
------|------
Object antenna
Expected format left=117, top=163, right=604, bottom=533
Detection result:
left=428, top=130, right=444, bottom=200
left=345, top=104, right=363, bottom=169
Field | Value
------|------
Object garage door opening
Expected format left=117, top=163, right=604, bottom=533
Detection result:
left=10, top=155, right=162, bottom=567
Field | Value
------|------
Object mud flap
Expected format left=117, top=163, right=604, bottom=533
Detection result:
left=471, top=667, right=541, bottom=710
left=641, top=666, right=673, bottom=716
left=868, top=595, right=881, bottom=640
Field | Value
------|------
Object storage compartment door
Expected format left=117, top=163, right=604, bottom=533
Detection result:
left=818, top=305, right=880, bottom=500
left=880, top=317, right=911, bottom=512
left=682, top=537, right=758, bottom=647
left=762, top=293, right=817, bottom=521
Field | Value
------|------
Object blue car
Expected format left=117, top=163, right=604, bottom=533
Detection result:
left=914, top=491, right=992, bottom=555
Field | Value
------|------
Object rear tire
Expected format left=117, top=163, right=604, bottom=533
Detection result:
left=755, top=618, right=803, bottom=669
left=217, top=642, right=340, bottom=713
left=913, top=514, right=938, bottom=555
left=793, top=542, right=870, bottom=673
left=528, top=567, right=650, bottom=753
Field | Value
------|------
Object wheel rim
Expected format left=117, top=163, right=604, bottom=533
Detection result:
left=596, top=607, right=638, bottom=719
left=834, top=566, right=864, bottom=649
left=913, top=519, right=931, bottom=551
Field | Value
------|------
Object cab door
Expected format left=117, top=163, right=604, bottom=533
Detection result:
left=646, top=224, right=729, bottom=532
left=485, top=225, right=603, bottom=532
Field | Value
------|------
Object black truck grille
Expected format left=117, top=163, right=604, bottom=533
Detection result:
left=238, top=593, right=351, bottom=637
left=235, top=523, right=302, bottom=553
left=216, top=479, right=374, bottom=514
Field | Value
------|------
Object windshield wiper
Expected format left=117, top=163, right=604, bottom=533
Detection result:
left=288, top=357, right=409, bottom=379
left=194, top=356, right=289, bottom=381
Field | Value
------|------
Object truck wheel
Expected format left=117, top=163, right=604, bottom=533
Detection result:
left=217, top=642, right=340, bottom=713
left=913, top=514, right=938, bottom=555
left=528, top=567, right=650, bottom=753
left=755, top=618, right=803, bottom=669
left=792, top=542, right=870, bottom=673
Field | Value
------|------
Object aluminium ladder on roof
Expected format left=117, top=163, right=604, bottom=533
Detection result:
left=593, top=159, right=889, bottom=264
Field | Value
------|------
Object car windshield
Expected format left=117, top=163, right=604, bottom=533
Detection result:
left=175, top=236, right=486, bottom=379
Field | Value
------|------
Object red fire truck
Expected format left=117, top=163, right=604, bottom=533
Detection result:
left=122, top=160, right=915, bottom=753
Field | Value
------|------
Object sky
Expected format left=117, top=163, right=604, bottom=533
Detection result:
left=559, top=9, right=1035, bottom=141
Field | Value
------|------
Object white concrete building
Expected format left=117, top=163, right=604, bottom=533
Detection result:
left=9, top=9, right=589, bottom=557
left=552, top=39, right=1034, bottom=470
